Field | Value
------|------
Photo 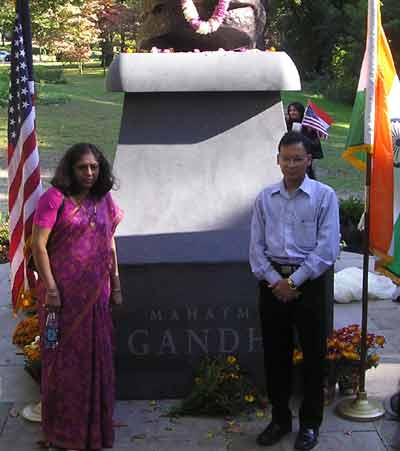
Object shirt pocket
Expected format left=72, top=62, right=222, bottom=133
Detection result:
left=294, top=220, right=317, bottom=249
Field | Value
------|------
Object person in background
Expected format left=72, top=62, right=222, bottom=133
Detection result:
left=249, top=131, right=340, bottom=450
left=31, top=143, right=123, bottom=451
left=286, top=102, right=324, bottom=179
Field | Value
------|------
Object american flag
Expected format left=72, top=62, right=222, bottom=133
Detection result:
left=302, top=101, right=333, bottom=140
left=8, top=0, right=41, bottom=312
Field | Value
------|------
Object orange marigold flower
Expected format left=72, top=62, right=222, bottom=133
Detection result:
left=344, top=343, right=355, bottom=352
left=376, top=336, right=385, bottom=346
left=12, top=315, right=39, bottom=348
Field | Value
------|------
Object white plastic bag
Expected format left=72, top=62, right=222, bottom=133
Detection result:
left=334, top=267, right=397, bottom=303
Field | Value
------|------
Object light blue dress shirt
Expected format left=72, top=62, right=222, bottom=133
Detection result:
left=249, top=175, right=340, bottom=287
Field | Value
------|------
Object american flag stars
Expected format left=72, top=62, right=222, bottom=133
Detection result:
left=7, top=0, right=42, bottom=311
left=8, top=11, right=32, bottom=147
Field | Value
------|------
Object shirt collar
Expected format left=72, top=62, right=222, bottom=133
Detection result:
left=271, top=175, right=312, bottom=197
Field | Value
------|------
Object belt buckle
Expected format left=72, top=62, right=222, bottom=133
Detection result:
left=280, top=265, right=292, bottom=276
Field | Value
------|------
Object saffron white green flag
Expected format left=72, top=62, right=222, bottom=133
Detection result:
left=342, top=0, right=400, bottom=281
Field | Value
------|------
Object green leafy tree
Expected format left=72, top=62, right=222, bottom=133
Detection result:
left=53, top=2, right=100, bottom=73
left=0, top=0, right=14, bottom=46
left=382, top=0, right=400, bottom=72
left=90, top=0, right=140, bottom=66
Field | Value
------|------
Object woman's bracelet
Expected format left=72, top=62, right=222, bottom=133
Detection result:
left=112, top=288, right=121, bottom=293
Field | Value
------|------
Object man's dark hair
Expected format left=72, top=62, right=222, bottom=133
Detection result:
left=51, top=142, right=115, bottom=199
left=278, top=131, right=313, bottom=154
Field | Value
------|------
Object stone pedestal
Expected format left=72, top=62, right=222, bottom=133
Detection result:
left=107, top=51, right=302, bottom=399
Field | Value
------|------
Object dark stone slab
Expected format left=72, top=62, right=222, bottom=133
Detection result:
left=114, top=261, right=334, bottom=400
left=0, top=402, right=12, bottom=436
left=114, top=262, right=264, bottom=399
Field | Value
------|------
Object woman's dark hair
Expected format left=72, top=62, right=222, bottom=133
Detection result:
left=287, top=102, right=305, bottom=120
left=51, top=143, right=115, bottom=199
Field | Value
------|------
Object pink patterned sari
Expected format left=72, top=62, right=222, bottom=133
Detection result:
left=34, top=187, right=123, bottom=450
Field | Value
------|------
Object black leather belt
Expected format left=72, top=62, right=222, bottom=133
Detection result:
left=271, top=262, right=300, bottom=276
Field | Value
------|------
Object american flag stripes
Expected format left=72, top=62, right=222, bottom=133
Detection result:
left=302, top=101, right=333, bottom=139
left=8, top=0, right=41, bottom=312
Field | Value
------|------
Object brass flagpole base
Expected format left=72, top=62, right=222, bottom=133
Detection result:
left=21, top=401, right=42, bottom=423
left=336, top=391, right=384, bottom=421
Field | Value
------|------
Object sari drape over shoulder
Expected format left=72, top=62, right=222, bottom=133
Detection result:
left=34, top=187, right=123, bottom=450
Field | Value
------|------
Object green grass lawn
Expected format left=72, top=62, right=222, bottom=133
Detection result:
left=0, top=63, right=363, bottom=197
left=0, top=65, right=123, bottom=164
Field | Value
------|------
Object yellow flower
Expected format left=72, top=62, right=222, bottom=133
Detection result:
left=344, top=343, right=355, bottom=352
left=244, top=394, right=255, bottom=403
left=195, top=377, right=202, bottom=385
left=376, top=336, right=385, bottom=346
left=226, top=356, right=237, bottom=365
left=342, top=351, right=359, bottom=361
left=293, top=350, right=303, bottom=364
left=370, top=354, right=380, bottom=365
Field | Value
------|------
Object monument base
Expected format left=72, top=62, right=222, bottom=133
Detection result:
left=114, top=261, right=264, bottom=400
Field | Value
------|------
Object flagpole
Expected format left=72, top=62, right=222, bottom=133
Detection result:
left=336, top=0, right=384, bottom=421
left=336, top=152, right=384, bottom=421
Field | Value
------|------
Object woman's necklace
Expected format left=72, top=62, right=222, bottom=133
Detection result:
left=72, top=196, right=97, bottom=229
left=89, top=204, right=97, bottom=229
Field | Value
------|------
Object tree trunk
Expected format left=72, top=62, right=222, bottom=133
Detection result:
left=101, top=38, right=114, bottom=68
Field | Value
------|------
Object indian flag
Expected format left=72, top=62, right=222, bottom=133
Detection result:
left=342, top=0, right=400, bottom=281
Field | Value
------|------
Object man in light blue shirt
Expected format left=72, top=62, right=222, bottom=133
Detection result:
left=249, top=131, right=340, bottom=450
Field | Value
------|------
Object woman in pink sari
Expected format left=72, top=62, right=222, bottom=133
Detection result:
left=32, top=143, right=123, bottom=450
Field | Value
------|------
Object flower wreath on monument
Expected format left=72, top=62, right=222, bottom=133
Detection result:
left=293, top=324, right=385, bottom=396
left=181, top=0, right=230, bottom=35
left=171, top=354, right=265, bottom=416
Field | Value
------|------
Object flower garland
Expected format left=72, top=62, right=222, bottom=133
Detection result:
left=181, top=0, right=230, bottom=35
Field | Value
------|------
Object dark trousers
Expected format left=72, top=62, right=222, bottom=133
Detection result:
left=258, top=273, right=327, bottom=429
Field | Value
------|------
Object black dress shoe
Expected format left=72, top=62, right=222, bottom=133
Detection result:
left=256, top=421, right=292, bottom=446
left=294, top=428, right=319, bottom=450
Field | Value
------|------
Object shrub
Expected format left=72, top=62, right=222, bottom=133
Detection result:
left=339, top=197, right=364, bottom=252
left=0, top=72, right=9, bottom=107
left=322, top=77, right=358, bottom=105
left=34, top=67, right=67, bottom=84
left=339, top=196, right=364, bottom=226
left=0, top=212, right=9, bottom=246
left=172, top=355, right=262, bottom=416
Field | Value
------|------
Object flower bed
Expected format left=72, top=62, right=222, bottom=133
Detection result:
left=12, top=314, right=39, bottom=348
left=294, top=324, right=385, bottom=395
left=173, top=355, right=262, bottom=416
left=0, top=212, right=9, bottom=264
